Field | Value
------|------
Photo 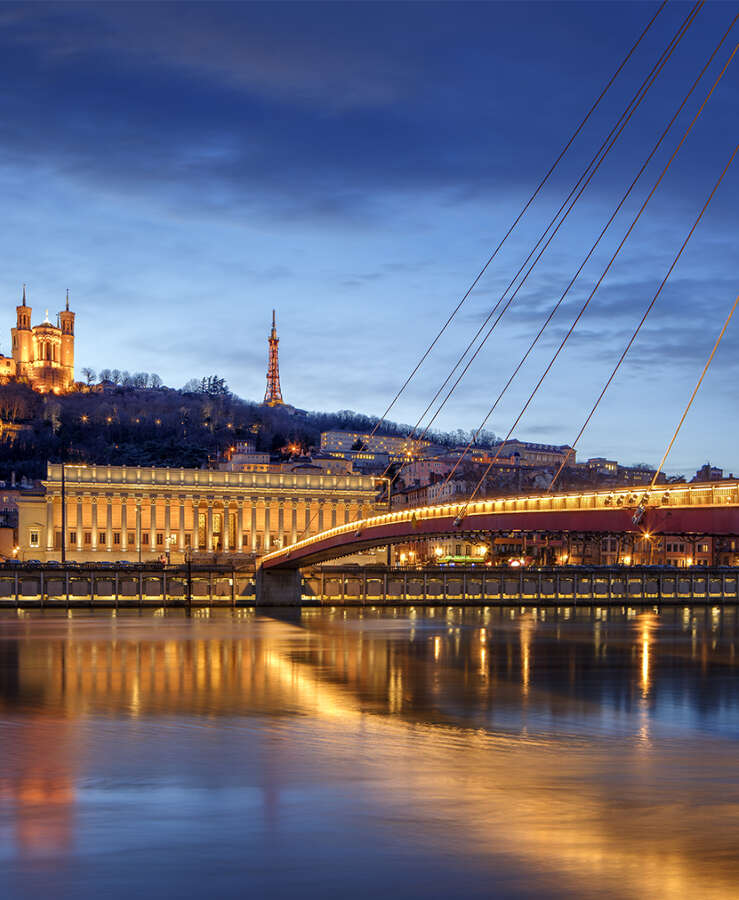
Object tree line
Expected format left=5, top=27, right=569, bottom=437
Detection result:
left=0, top=375, right=493, bottom=482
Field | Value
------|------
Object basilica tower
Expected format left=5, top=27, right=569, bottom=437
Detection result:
left=59, top=289, right=75, bottom=384
left=12, top=285, right=33, bottom=375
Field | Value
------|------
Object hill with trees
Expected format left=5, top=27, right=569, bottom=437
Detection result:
left=0, top=376, right=471, bottom=481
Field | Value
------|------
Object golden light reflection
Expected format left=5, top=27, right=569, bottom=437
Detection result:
left=520, top=615, right=533, bottom=696
left=639, top=612, right=657, bottom=698
left=0, top=609, right=736, bottom=899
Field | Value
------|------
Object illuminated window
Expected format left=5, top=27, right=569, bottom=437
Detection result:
left=184, top=533, right=191, bottom=547
left=29, top=529, right=40, bottom=548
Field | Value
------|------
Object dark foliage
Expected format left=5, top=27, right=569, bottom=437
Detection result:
left=0, top=380, right=471, bottom=480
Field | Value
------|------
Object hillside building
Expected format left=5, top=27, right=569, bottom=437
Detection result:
left=0, top=287, right=75, bottom=393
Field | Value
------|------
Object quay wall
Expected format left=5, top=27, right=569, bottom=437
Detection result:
left=0, top=564, right=738, bottom=608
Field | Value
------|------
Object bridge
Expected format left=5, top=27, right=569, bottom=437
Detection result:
left=257, top=9, right=739, bottom=605
left=254, top=479, right=739, bottom=602
left=261, top=479, right=739, bottom=569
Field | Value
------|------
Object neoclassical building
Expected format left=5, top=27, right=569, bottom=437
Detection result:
left=0, top=287, right=75, bottom=392
left=17, top=463, right=379, bottom=561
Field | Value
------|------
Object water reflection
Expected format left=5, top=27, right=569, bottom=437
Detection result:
left=0, top=605, right=737, bottom=899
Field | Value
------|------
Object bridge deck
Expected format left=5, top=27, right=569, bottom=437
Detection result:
left=262, top=480, right=739, bottom=569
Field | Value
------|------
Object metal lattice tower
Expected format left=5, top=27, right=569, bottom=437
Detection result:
left=263, top=309, right=284, bottom=406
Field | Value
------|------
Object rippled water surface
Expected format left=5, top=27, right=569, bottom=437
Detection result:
left=0, top=605, right=737, bottom=899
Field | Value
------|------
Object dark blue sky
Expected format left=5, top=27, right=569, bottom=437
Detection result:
left=0, top=1, right=737, bottom=473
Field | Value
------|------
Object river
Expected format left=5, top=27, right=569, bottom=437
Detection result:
left=0, top=605, right=737, bottom=898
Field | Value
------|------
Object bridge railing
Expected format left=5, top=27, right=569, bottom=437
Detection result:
left=261, top=480, right=739, bottom=565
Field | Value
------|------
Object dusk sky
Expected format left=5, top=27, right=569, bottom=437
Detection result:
left=0, top=1, right=737, bottom=473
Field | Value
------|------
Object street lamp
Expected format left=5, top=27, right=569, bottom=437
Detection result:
left=165, top=533, right=178, bottom=565
left=60, top=462, right=87, bottom=565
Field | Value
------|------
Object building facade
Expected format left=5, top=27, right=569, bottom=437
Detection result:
left=0, top=287, right=75, bottom=392
left=17, top=463, right=379, bottom=562
left=321, top=430, right=431, bottom=461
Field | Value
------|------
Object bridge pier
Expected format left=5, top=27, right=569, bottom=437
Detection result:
left=256, top=567, right=302, bottom=606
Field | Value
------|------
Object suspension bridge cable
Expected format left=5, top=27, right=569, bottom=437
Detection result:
left=649, top=293, right=739, bottom=491
left=378, top=0, right=701, bottom=497
left=403, top=0, right=701, bottom=449
left=444, top=8, right=739, bottom=485
left=364, top=0, right=670, bottom=445
left=298, top=1, right=690, bottom=542
left=546, top=131, right=739, bottom=492
left=456, top=39, right=739, bottom=520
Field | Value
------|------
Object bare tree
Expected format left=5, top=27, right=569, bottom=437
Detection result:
left=81, top=367, right=96, bottom=385
left=111, top=369, right=122, bottom=385
left=150, top=373, right=162, bottom=389
left=99, top=368, right=112, bottom=383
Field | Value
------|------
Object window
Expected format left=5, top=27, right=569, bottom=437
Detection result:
left=54, top=531, right=61, bottom=550
left=69, top=531, right=77, bottom=545
left=84, top=531, right=91, bottom=545
left=156, top=533, right=163, bottom=546
left=184, top=533, right=191, bottom=547
left=128, top=532, right=135, bottom=545
left=113, top=532, right=120, bottom=545
left=99, top=532, right=106, bottom=545
left=29, top=529, right=40, bottom=548
left=142, top=532, right=149, bottom=545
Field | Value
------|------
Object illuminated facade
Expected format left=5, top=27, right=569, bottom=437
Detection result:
left=0, top=287, right=75, bottom=392
left=17, top=462, right=379, bottom=561
left=321, top=430, right=431, bottom=460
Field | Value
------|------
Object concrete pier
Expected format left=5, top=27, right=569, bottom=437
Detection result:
left=255, top=567, right=302, bottom=606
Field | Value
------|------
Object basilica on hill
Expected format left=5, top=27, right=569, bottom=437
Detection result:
left=0, top=286, right=75, bottom=393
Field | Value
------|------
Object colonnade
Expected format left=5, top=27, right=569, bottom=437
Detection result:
left=41, top=492, right=370, bottom=557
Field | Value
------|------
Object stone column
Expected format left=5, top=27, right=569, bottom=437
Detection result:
left=164, top=495, right=171, bottom=544
left=106, top=495, right=113, bottom=553
left=291, top=502, right=298, bottom=544
left=150, top=498, right=156, bottom=552
left=91, top=497, right=98, bottom=551
left=191, top=497, right=200, bottom=551
left=136, top=499, right=142, bottom=557
left=251, top=500, right=257, bottom=552
left=223, top=503, right=230, bottom=552
left=207, top=501, right=213, bottom=552
left=46, top=497, right=54, bottom=552
left=77, top=495, right=83, bottom=552
left=277, top=502, right=285, bottom=547
left=331, top=502, right=337, bottom=529
left=317, top=501, right=325, bottom=534
left=121, top=496, right=128, bottom=552
left=179, top=500, right=186, bottom=550
left=264, top=499, right=271, bottom=551
left=237, top=501, right=244, bottom=552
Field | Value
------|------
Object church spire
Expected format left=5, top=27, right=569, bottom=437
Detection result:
left=65, top=288, right=69, bottom=311
left=22, top=284, right=26, bottom=306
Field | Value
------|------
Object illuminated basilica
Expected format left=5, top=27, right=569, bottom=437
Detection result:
left=0, top=286, right=75, bottom=392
